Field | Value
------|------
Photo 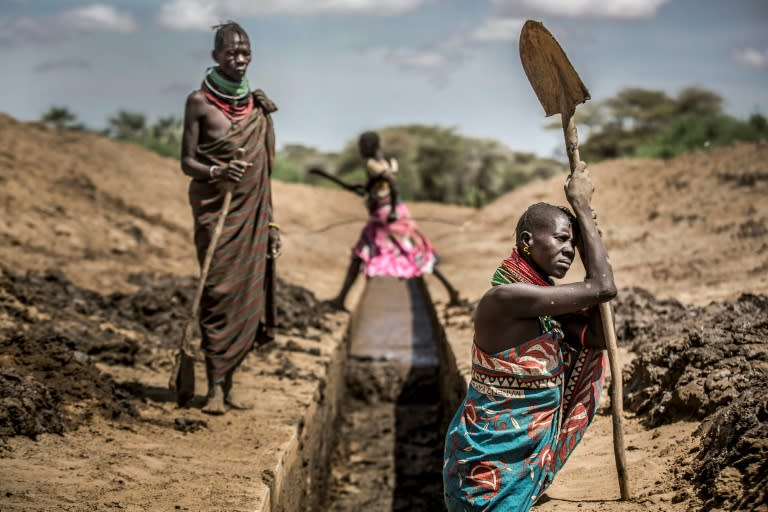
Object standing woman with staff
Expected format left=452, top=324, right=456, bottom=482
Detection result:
left=442, top=164, right=616, bottom=511
left=180, top=21, right=280, bottom=415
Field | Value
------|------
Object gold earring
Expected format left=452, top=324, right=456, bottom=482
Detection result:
left=523, top=246, right=531, bottom=255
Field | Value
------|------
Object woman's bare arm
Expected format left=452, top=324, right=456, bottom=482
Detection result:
left=558, top=302, right=614, bottom=349
left=568, top=164, right=615, bottom=300
left=180, top=92, right=211, bottom=181
left=478, top=168, right=616, bottom=322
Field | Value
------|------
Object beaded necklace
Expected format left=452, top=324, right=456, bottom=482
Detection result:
left=201, top=67, right=253, bottom=122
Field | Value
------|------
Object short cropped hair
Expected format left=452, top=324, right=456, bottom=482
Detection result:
left=358, top=131, right=380, bottom=157
left=515, top=202, right=578, bottom=246
left=212, top=21, right=249, bottom=52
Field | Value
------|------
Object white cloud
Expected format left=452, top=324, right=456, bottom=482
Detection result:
left=156, top=0, right=432, bottom=30
left=491, top=0, right=669, bottom=20
left=377, top=34, right=469, bottom=88
left=0, top=5, right=137, bottom=48
left=386, top=48, right=449, bottom=70
left=734, top=47, right=768, bottom=69
left=156, top=0, right=219, bottom=31
left=471, top=16, right=525, bottom=42
left=271, top=0, right=430, bottom=15
left=58, top=4, right=138, bottom=33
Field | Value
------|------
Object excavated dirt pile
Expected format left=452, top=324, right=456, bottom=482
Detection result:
left=2, top=111, right=768, bottom=510
left=614, top=288, right=768, bottom=511
left=0, top=264, right=332, bottom=444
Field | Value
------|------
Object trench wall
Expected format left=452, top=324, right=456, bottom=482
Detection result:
left=256, top=277, right=469, bottom=511
left=418, top=279, right=471, bottom=426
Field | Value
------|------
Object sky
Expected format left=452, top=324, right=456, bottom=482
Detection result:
left=1, top=0, right=766, bottom=158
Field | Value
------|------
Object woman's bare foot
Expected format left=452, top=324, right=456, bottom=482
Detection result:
left=223, top=373, right=252, bottom=410
left=224, top=388, right=252, bottom=410
left=202, top=385, right=226, bottom=415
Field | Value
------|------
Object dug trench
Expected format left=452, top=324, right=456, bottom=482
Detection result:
left=323, top=276, right=451, bottom=511
left=0, top=266, right=462, bottom=511
left=2, top=261, right=767, bottom=511
left=2, top=113, right=767, bottom=511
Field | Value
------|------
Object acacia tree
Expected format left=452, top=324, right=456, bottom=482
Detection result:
left=107, top=110, right=147, bottom=141
left=40, top=105, right=86, bottom=131
left=674, top=87, right=723, bottom=118
left=562, top=86, right=747, bottom=161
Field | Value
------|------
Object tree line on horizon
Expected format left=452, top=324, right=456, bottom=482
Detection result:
left=562, top=86, right=767, bottom=161
left=40, top=106, right=183, bottom=159
left=40, top=85, right=767, bottom=207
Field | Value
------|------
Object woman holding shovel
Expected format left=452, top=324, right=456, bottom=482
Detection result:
left=442, top=165, right=616, bottom=511
left=326, top=130, right=461, bottom=310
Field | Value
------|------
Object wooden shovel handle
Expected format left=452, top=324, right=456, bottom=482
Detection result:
left=600, top=301, right=631, bottom=500
left=562, top=110, right=631, bottom=501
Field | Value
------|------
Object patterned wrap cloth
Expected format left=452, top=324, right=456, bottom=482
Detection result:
left=353, top=157, right=438, bottom=278
left=188, top=90, right=277, bottom=385
left=443, top=248, right=606, bottom=511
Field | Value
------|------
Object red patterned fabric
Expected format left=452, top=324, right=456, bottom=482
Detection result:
left=443, top=246, right=606, bottom=511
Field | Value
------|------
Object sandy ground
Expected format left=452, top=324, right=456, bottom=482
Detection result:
left=1, top=113, right=767, bottom=510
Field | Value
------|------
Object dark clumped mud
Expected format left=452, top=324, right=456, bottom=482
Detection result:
left=3, top=264, right=767, bottom=512
left=614, top=288, right=768, bottom=511
left=0, top=265, right=332, bottom=446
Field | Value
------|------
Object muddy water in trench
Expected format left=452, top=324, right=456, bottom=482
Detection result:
left=324, top=276, right=446, bottom=511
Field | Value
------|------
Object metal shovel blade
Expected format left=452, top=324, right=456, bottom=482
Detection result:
left=519, top=20, right=590, bottom=117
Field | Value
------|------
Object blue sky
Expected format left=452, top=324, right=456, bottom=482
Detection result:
left=1, top=0, right=766, bottom=158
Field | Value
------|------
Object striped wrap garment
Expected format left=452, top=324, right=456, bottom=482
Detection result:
left=188, top=89, right=277, bottom=385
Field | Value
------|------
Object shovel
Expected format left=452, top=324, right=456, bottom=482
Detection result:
left=519, top=20, right=631, bottom=500
left=307, top=166, right=366, bottom=196
left=169, top=149, right=242, bottom=407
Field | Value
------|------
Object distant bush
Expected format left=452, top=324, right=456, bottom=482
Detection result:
left=329, top=125, right=566, bottom=207
left=634, top=113, right=768, bottom=159
left=271, top=157, right=304, bottom=183
left=573, top=86, right=767, bottom=162
left=40, top=106, right=87, bottom=131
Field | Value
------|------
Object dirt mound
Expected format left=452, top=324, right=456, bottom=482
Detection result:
left=275, top=278, right=335, bottom=336
left=612, top=286, right=690, bottom=349
left=0, top=330, right=137, bottom=440
left=617, top=289, right=767, bottom=509
left=622, top=292, right=767, bottom=426
left=691, top=391, right=768, bottom=511
left=0, top=263, right=333, bottom=443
